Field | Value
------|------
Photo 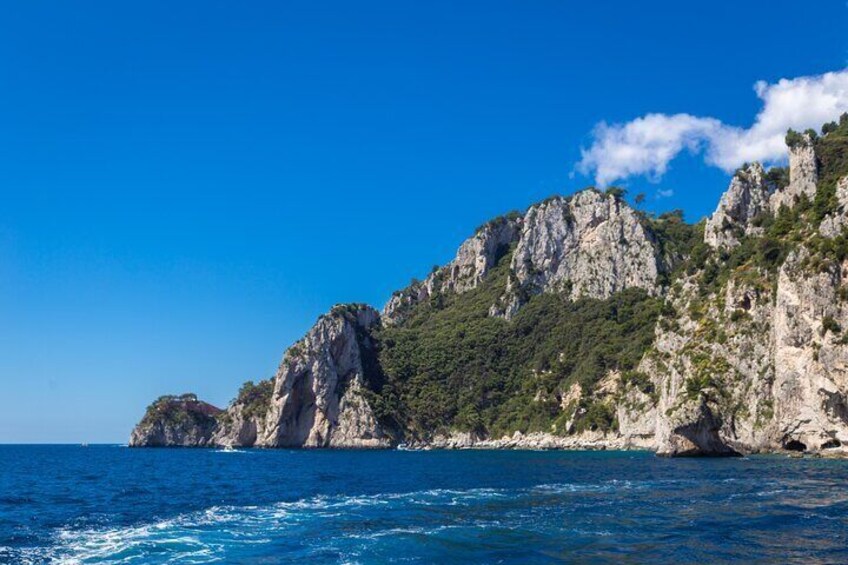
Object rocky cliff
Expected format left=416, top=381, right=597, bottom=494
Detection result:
left=130, top=394, right=222, bottom=447
left=382, top=213, right=521, bottom=325
left=494, top=189, right=665, bottom=318
left=704, top=162, right=771, bottom=249
left=132, top=114, right=848, bottom=457
left=617, top=119, right=848, bottom=457
left=258, top=304, right=392, bottom=448
left=131, top=305, right=394, bottom=448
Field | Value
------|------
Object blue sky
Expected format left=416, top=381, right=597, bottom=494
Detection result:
left=2, top=1, right=847, bottom=443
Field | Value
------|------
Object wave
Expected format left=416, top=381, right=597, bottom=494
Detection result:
left=34, top=480, right=671, bottom=563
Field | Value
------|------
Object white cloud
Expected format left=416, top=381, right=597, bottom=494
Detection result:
left=577, top=69, right=848, bottom=185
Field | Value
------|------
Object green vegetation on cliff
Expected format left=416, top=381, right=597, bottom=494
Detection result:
left=139, top=394, right=221, bottom=428
left=234, top=380, right=274, bottom=419
left=375, top=250, right=665, bottom=439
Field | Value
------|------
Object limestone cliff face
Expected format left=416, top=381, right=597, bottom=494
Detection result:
left=620, top=129, right=848, bottom=455
left=704, top=163, right=771, bottom=249
left=382, top=214, right=520, bottom=324
left=131, top=305, right=395, bottom=449
left=771, top=248, right=848, bottom=453
left=258, top=304, right=393, bottom=448
left=614, top=120, right=848, bottom=456
left=495, top=190, right=664, bottom=318
left=819, top=176, right=848, bottom=237
left=634, top=240, right=848, bottom=457
left=129, top=394, right=222, bottom=447
left=385, top=190, right=664, bottom=321
left=770, top=133, right=818, bottom=211
left=212, top=380, right=273, bottom=447
left=624, top=272, right=776, bottom=456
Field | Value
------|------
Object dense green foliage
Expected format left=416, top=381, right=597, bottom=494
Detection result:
left=814, top=115, right=848, bottom=212
left=643, top=210, right=702, bottom=285
left=232, top=379, right=274, bottom=420
left=375, top=252, right=662, bottom=438
left=474, top=210, right=521, bottom=234
left=140, top=394, right=220, bottom=428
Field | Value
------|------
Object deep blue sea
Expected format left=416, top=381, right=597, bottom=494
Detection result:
left=2, top=446, right=848, bottom=564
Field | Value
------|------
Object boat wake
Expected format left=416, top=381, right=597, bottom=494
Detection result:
left=30, top=482, right=635, bottom=564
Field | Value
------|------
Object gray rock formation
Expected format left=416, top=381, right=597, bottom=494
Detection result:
left=771, top=248, right=848, bottom=453
left=130, top=305, right=395, bottom=449
left=619, top=136, right=848, bottom=456
left=129, top=394, right=222, bottom=447
left=704, top=163, right=771, bottom=249
left=258, top=304, right=394, bottom=448
left=770, top=132, right=818, bottom=211
left=494, top=190, right=663, bottom=318
left=382, top=214, right=520, bottom=324
left=213, top=380, right=273, bottom=447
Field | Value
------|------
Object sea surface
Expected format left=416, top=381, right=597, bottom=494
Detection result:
left=1, top=446, right=848, bottom=564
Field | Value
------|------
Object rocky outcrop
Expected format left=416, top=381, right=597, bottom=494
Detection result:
left=131, top=305, right=396, bottom=449
left=382, top=214, right=520, bottom=324
left=644, top=272, right=778, bottom=456
left=258, top=304, right=394, bottom=448
left=704, top=163, right=771, bottom=249
left=615, top=129, right=848, bottom=456
left=819, top=176, right=848, bottom=237
left=770, top=132, right=818, bottom=211
left=624, top=132, right=848, bottom=456
left=213, top=380, right=273, bottom=447
left=381, top=281, right=431, bottom=327
left=771, top=248, right=848, bottom=454
left=129, top=394, right=222, bottom=447
left=494, top=190, right=663, bottom=318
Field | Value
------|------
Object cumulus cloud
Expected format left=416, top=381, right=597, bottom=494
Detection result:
left=577, top=69, right=848, bottom=186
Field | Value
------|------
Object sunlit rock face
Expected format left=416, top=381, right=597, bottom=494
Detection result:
left=258, top=304, right=393, bottom=448
left=704, top=163, right=771, bottom=250
left=771, top=132, right=818, bottom=212
left=493, top=190, right=664, bottom=318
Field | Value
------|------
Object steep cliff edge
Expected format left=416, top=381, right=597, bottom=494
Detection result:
left=212, top=380, right=274, bottom=447
left=622, top=118, right=848, bottom=456
left=382, top=213, right=521, bottom=325
left=131, top=305, right=395, bottom=448
left=494, top=189, right=666, bottom=318
left=704, top=162, right=772, bottom=250
left=258, top=304, right=394, bottom=448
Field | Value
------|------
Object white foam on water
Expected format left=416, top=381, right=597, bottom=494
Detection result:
left=36, top=481, right=635, bottom=563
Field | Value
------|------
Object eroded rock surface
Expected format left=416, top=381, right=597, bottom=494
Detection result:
left=494, top=190, right=664, bottom=318
left=771, top=132, right=818, bottom=211
left=704, top=163, right=771, bottom=249
left=259, top=304, right=393, bottom=448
